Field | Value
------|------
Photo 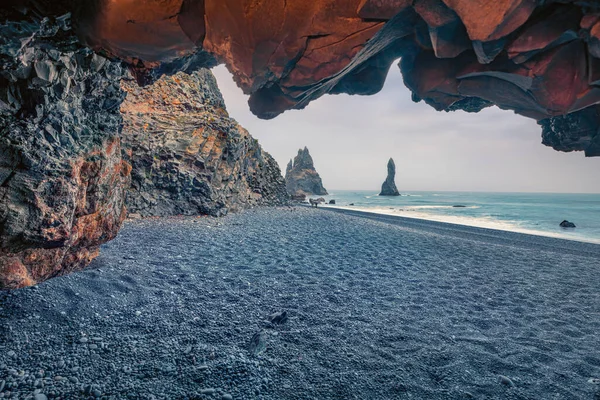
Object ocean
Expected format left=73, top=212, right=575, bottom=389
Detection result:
left=318, top=190, right=600, bottom=244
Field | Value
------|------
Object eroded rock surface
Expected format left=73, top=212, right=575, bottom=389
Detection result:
left=0, top=13, right=130, bottom=289
left=120, top=69, right=288, bottom=217
left=380, top=158, right=400, bottom=196
left=72, top=0, right=600, bottom=156
left=0, top=6, right=285, bottom=289
left=285, top=148, right=328, bottom=197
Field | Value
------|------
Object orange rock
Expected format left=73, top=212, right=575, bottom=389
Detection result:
left=357, top=0, right=412, bottom=20
left=442, top=0, right=536, bottom=42
left=78, top=0, right=198, bottom=63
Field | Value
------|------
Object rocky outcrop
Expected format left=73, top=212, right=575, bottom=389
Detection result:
left=0, top=12, right=131, bottom=290
left=560, top=220, right=576, bottom=228
left=380, top=158, right=400, bottom=196
left=285, top=148, right=328, bottom=197
left=0, top=6, right=285, bottom=289
left=120, top=69, right=288, bottom=217
left=69, top=0, right=600, bottom=156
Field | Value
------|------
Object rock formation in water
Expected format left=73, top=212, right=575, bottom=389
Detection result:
left=560, top=220, right=576, bottom=228
left=120, top=69, right=288, bottom=218
left=285, top=148, right=328, bottom=197
left=69, top=0, right=600, bottom=156
left=0, top=12, right=131, bottom=290
left=380, top=158, right=401, bottom=196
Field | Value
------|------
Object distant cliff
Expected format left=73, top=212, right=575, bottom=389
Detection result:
left=120, top=69, right=288, bottom=217
left=380, top=158, right=400, bottom=196
left=285, top=147, right=328, bottom=196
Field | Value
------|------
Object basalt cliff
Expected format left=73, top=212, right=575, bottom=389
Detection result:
left=2, top=0, right=600, bottom=288
left=285, top=147, right=328, bottom=197
left=121, top=69, right=288, bottom=218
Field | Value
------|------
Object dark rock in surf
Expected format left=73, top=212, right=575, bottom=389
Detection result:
left=379, top=158, right=400, bottom=196
left=560, top=220, right=576, bottom=228
left=453, top=205, right=467, bottom=208
left=329, top=200, right=336, bottom=205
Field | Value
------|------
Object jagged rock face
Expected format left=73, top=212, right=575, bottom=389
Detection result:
left=380, top=158, right=400, bottom=196
left=120, top=69, right=288, bottom=217
left=71, top=0, right=600, bottom=156
left=285, top=148, right=328, bottom=197
left=0, top=13, right=130, bottom=289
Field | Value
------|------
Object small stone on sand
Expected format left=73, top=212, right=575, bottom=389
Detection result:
left=498, top=375, right=515, bottom=387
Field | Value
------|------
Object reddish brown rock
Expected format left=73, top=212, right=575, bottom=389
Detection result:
left=357, top=0, right=412, bottom=20
left=0, top=135, right=130, bottom=290
left=71, top=0, right=600, bottom=153
left=441, top=0, right=536, bottom=42
left=0, top=13, right=131, bottom=290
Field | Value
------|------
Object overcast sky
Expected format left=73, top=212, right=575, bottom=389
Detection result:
left=212, top=64, right=600, bottom=193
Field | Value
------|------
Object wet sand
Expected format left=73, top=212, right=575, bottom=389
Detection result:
left=1, top=206, right=600, bottom=399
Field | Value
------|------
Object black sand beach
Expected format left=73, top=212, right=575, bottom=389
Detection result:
left=1, top=207, right=600, bottom=400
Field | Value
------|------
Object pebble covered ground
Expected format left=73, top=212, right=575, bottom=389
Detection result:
left=1, top=207, right=600, bottom=400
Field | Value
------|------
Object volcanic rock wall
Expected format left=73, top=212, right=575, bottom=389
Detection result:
left=0, top=7, right=287, bottom=289
left=0, top=13, right=130, bottom=289
left=120, top=69, right=288, bottom=217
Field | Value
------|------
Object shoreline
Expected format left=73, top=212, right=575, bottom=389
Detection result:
left=1, top=207, right=600, bottom=399
left=319, top=203, right=600, bottom=246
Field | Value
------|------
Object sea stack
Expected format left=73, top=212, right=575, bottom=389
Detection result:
left=379, top=158, right=400, bottom=196
left=285, top=147, right=328, bottom=197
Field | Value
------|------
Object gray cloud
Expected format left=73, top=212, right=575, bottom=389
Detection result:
left=213, top=64, right=600, bottom=194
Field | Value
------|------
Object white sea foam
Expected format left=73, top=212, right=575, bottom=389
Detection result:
left=403, top=205, right=480, bottom=210
left=325, top=205, right=600, bottom=244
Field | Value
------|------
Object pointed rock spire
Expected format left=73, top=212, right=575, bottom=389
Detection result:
left=285, top=147, right=327, bottom=196
left=379, top=158, right=400, bottom=196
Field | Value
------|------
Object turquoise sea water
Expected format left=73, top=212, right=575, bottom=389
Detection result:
left=319, top=190, right=600, bottom=244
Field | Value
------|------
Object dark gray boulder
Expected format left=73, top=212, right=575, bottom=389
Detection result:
left=560, top=220, right=576, bottom=228
left=379, top=158, right=400, bottom=196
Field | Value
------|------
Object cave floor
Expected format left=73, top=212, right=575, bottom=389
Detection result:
left=1, top=207, right=600, bottom=400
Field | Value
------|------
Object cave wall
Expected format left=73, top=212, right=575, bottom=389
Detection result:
left=0, top=7, right=287, bottom=289
left=76, top=0, right=600, bottom=156
left=0, top=13, right=130, bottom=289
left=120, top=69, right=288, bottom=218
